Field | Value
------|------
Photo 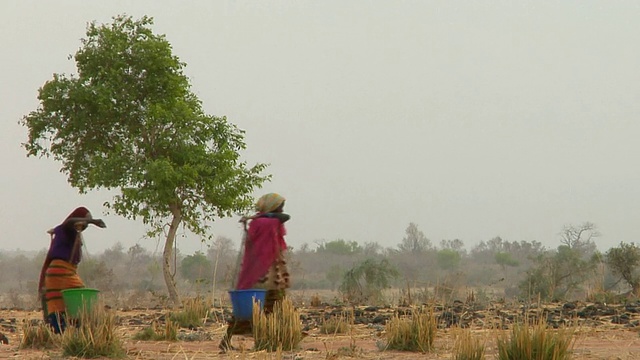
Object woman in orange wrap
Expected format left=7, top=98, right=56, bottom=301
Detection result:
left=38, top=207, right=106, bottom=333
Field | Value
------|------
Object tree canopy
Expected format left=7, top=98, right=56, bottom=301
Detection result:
left=180, top=251, right=212, bottom=283
left=606, top=242, right=640, bottom=296
left=315, top=239, right=362, bottom=255
left=398, top=222, right=431, bottom=253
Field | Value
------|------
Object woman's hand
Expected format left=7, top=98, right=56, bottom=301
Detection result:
left=239, top=215, right=258, bottom=224
left=92, top=219, right=107, bottom=228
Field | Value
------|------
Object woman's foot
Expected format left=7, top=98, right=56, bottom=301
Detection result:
left=218, top=336, right=236, bottom=353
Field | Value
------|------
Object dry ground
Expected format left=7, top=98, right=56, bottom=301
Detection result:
left=2, top=306, right=640, bottom=360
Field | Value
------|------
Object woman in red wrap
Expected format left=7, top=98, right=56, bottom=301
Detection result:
left=219, top=193, right=291, bottom=351
left=38, top=207, right=106, bottom=333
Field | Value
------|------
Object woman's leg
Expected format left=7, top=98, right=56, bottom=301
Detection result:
left=219, top=318, right=252, bottom=351
left=48, top=312, right=66, bottom=334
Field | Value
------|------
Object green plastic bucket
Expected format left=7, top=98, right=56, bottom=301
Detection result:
left=62, top=288, right=100, bottom=318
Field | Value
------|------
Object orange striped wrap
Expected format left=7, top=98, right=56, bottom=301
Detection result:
left=44, top=259, right=85, bottom=313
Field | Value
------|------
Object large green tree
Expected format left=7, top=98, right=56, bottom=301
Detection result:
left=21, top=15, right=269, bottom=306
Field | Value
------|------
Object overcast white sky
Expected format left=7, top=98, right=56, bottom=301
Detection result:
left=1, top=1, right=639, bottom=257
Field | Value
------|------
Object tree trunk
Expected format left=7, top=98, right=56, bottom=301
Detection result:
left=163, top=203, right=182, bottom=308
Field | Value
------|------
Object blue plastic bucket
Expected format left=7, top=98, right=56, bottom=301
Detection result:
left=228, top=289, right=267, bottom=320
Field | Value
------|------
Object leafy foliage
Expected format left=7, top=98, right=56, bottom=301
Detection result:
left=2, top=220, right=624, bottom=307
left=180, top=251, right=212, bottom=283
left=520, top=262, right=554, bottom=300
left=398, top=222, right=431, bottom=253
left=22, top=14, right=268, bottom=236
left=606, top=242, right=640, bottom=296
left=518, top=223, right=600, bottom=301
left=326, top=265, right=344, bottom=291
left=520, top=247, right=598, bottom=301
left=339, top=258, right=399, bottom=304
left=315, top=239, right=362, bottom=255
left=495, top=252, right=520, bottom=268
left=436, top=248, right=461, bottom=271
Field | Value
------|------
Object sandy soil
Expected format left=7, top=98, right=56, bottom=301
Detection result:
left=2, top=307, right=640, bottom=359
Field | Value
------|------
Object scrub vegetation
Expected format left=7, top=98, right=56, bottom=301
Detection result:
left=2, top=221, right=638, bottom=310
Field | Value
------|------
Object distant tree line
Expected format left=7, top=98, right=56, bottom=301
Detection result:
left=2, top=221, right=640, bottom=308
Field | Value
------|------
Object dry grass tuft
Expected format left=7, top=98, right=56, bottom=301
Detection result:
left=132, top=318, right=178, bottom=341
left=253, top=297, right=303, bottom=351
left=310, top=293, right=322, bottom=307
left=169, top=296, right=209, bottom=328
left=20, top=320, right=58, bottom=349
left=319, top=312, right=350, bottom=335
left=452, top=327, right=485, bottom=360
left=496, top=317, right=575, bottom=360
left=60, top=305, right=125, bottom=358
left=385, top=307, right=437, bottom=353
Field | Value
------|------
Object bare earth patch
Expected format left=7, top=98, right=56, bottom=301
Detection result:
left=2, top=303, right=640, bottom=359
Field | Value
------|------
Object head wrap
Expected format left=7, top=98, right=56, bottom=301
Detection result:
left=255, top=193, right=285, bottom=213
left=65, top=207, right=91, bottom=221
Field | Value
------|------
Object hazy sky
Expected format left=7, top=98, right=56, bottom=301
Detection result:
left=2, top=1, right=639, bottom=257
